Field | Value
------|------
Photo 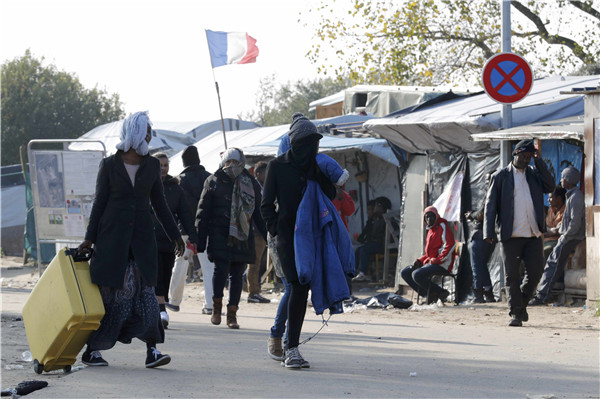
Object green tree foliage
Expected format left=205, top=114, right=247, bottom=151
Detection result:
left=241, top=75, right=352, bottom=126
left=1, top=50, right=125, bottom=165
left=305, top=0, right=599, bottom=85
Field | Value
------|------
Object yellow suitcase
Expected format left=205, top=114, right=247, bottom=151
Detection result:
left=22, top=247, right=105, bottom=373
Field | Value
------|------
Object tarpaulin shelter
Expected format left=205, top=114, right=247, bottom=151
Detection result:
left=363, top=75, right=599, bottom=300
left=167, top=114, right=405, bottom=256
left=168, top=115, right=375, bottom=175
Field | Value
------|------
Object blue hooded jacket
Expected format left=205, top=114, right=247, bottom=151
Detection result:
left=294, top=179, right=355, bottom=315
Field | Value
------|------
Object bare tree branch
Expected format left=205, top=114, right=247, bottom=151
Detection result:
left=511, top=0, right=595, bottom=64
left=569, top=0, right=600, bottom=20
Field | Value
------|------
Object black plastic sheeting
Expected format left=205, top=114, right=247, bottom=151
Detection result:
left=427, top=150, right=501, bottom=303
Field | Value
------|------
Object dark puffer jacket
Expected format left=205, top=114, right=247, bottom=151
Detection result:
left=196, top=169, right=267, bottom=264
left=152, top=175, right=198, bottom=252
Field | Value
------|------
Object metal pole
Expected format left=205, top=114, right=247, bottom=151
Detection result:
left=500, top=0, right=513, bottom=168
left=214, top=80, right=228, bottom=149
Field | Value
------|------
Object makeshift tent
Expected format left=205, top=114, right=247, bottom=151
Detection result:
left=242, top=134, right=405, bottom=240
left=168, top=115, right=374, bottom=175
left=364, top=75, right=598, bottom=299
left=168, top=114, right=405, bottom=267
left=365, top=75, right=599, bottom=154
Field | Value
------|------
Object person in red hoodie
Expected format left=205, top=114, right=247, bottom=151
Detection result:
left=400, top=206, right=456, bottom=304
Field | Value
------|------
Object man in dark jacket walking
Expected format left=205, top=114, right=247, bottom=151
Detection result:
left=261, top=113, right=337, bottom=369
left=484, top=140, right=554, bottom=326
left=178, top=146, right=213, bottom=312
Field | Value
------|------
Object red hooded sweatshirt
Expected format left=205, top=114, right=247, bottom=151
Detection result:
left=419, top=206, right=456, bottom=272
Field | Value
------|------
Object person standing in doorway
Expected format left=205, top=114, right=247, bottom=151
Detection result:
left=464, top=172, right=496, bottom=303
left=484, top=139, right=554, bottom=326
left=246, top=161, right=270, bottom=304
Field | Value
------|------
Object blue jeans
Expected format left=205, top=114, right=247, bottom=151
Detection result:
left=355, top=242, right=384, bottom=274
left=536, top=237, right=581, bottom=301
left=401, top=264, right=448, bottom=297
left=469, top=237, right=494, bottom=289
left=270, top=277, right=290, bottom=346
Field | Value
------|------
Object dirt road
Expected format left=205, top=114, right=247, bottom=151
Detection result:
left=1, top=256, right=598, bottom=398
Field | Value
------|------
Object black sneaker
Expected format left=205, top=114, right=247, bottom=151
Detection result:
left=145, top=347, right=171, bottom=368
left=281, top=347, right=304, bottom=369
left=164, top=303, right=180, bottom=312
left=248, top=293, right=271, bottom=303
left=82, top=350, right=109, bottom=366
left=438, top=289, right=450, bottom=303
left=508, top=317, right=523, bottom=327
left=520, top=309, right=529, bottom=322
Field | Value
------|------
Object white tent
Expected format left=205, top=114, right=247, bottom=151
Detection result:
left=364, top=75, right=599, bottom=153
left=168, top=115, right=375, bottom=175
left=70, top=119, right=260, bottom=157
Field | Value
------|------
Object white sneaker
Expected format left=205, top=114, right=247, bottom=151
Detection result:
left=352, top=272, right=367, bottom=282
left=160, top=311, right=169, bottom=329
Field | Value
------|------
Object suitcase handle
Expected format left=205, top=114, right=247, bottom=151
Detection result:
left=65, top=247, right=93, bottom=262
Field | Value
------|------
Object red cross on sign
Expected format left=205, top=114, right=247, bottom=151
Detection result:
left=482, top=53, right=533, bottom=104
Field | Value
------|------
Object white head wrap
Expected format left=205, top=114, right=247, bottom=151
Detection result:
left=116, top=111, right=151, bottom=156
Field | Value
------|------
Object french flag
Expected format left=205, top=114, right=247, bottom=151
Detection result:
left=206, top=29, right=259, bottom=68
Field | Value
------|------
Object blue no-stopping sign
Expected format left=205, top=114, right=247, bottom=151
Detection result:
left=482, top=53, right=533, bottom=104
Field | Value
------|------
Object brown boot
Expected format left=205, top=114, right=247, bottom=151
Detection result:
left=211, top=297, right=222, bottom=325
left=226, top=305, right=240, bottom=329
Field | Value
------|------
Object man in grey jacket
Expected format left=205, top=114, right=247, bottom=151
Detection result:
left=530, top=166, right=585, bottom=305
left=484, top=139, right=554, bottom=326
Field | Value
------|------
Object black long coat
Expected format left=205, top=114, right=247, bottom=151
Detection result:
left=196, top=169, right=267, bottom=264
left=85, top=152, right=181, bottom=288
left=152, top=175, right=198, bottom=253
left=260, top=152, right=336, bottom=283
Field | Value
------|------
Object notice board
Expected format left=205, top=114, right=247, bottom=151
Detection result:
left=31, top=150, right=103, bottom=241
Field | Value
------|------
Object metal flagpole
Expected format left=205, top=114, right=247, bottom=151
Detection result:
left=206, top=30, right=228, bottom=149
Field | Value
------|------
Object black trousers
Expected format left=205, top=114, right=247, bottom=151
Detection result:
left=155, top=251, right=175, bottom=299
left=213, top=259, right=245, bottom=308
left=500, top=237, right=544, bottom=317
left=287, top=280, right=310, bottom=349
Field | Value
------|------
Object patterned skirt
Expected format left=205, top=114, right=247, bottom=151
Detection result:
left=87, top=261, right=164, bottom=351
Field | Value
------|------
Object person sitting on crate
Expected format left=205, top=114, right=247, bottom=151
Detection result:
left=400, top=206, right=456, bottom=304
left=352, top=197, right=391, bottom=282
left=78, top=111, right=185, bottom=369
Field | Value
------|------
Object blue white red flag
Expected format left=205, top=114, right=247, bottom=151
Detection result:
left=205, top=30, right=259, bottom=68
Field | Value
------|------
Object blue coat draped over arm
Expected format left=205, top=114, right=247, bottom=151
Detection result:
left=294, top=180, right=355, bottom=315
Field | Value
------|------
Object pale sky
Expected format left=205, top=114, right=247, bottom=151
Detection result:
left=0, top=0, right=328, bottom=122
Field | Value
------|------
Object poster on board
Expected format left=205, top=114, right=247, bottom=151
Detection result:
left=32, top=150, right=103, bottom=241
